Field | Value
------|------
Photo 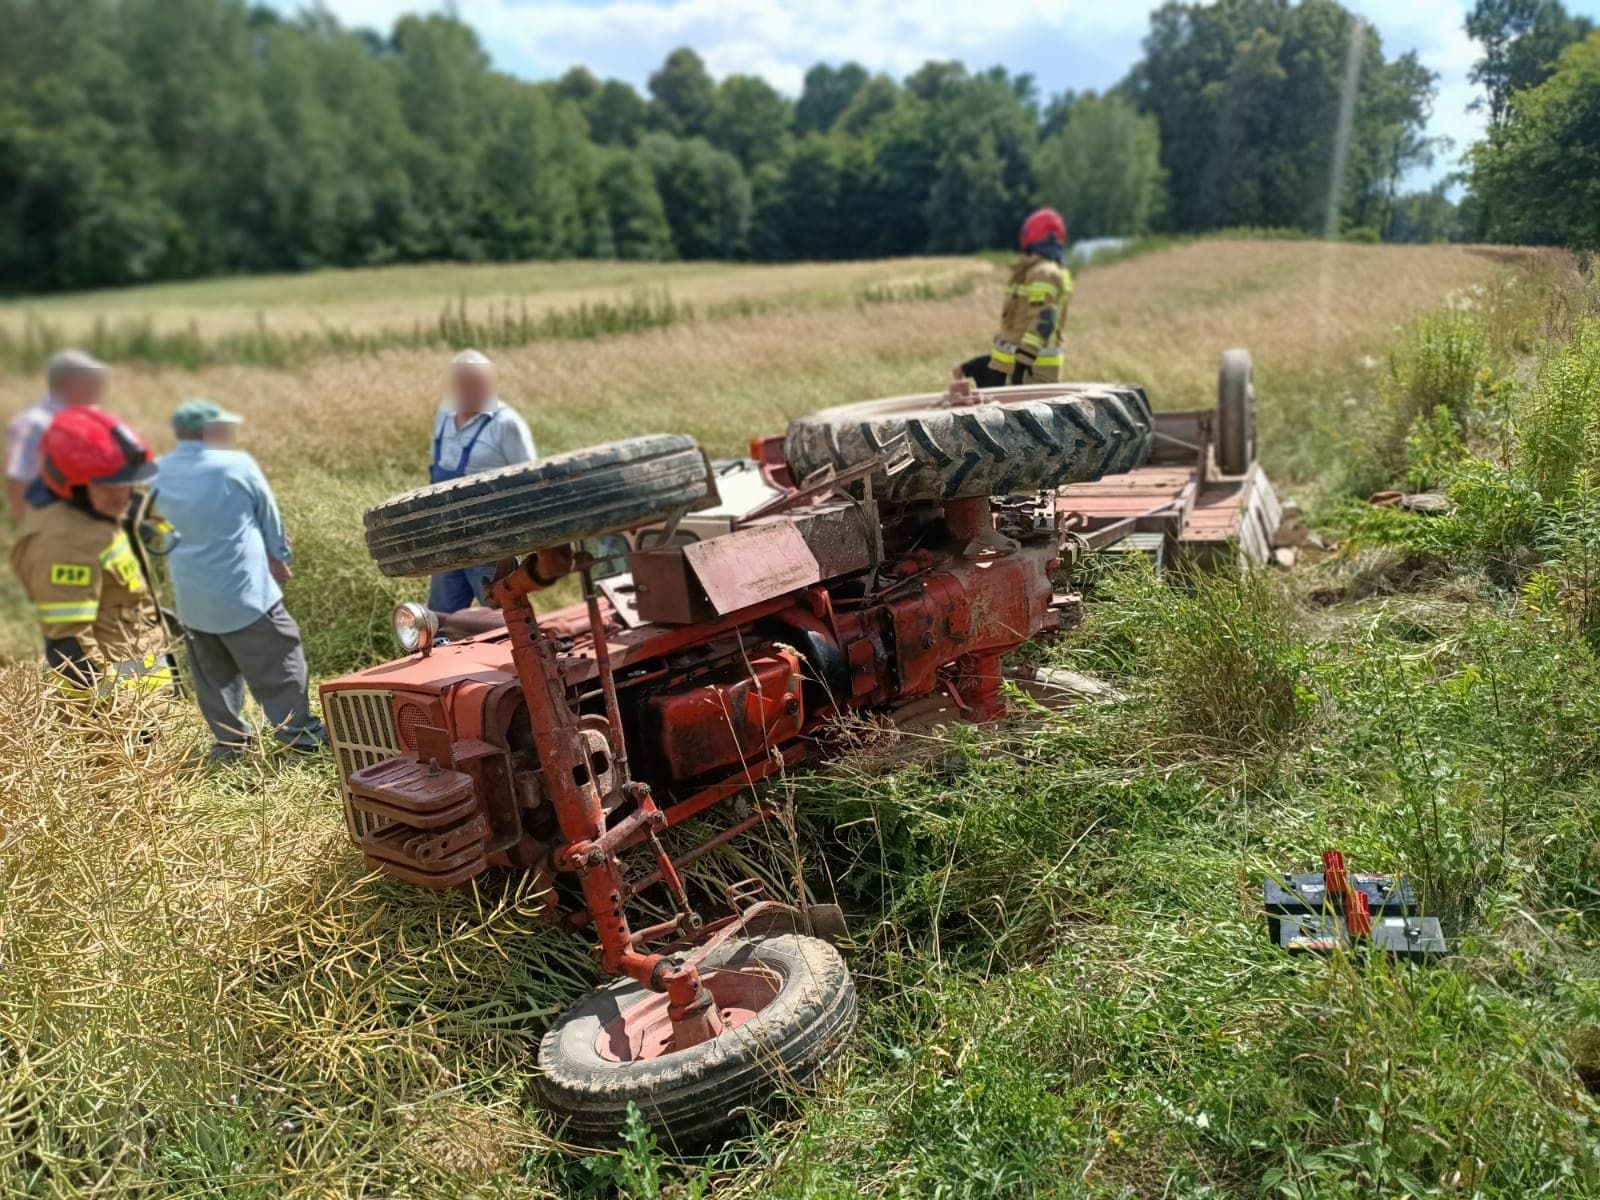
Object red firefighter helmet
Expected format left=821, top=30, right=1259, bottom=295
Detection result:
left=39, top=406, right=157, bottom=499
left=1019, top=207, right=1067, bottom=250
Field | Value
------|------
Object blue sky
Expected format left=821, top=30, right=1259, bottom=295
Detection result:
left=277, top=0, right=1600, bottom=187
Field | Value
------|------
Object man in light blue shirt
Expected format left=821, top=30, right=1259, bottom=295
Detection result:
left=426, top=350, right=537, bottom=612
left=156, top=399, right=324, bottom=759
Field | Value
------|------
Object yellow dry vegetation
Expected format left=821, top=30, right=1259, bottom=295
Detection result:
left=0, top=255, right=983, bottom=339
left=0, top=240, right=1519, bottom=466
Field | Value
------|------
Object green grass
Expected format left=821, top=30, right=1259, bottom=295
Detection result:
left=5, top=244, right=1598, bottom=1197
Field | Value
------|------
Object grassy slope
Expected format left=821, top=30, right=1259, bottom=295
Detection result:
left=6, top=242, right=1596, bottom=1199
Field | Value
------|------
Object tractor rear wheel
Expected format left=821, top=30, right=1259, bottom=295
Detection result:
left=1216, top=349, right=1255, bottom=476
left=784, top=383, right=1154, bottom=503
left=362, top=434, right=713, bottom=577
left=536, top=933, right=857, bottom=1148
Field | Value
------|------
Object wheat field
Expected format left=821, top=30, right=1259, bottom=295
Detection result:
left=0, top=240, right=1515, bottom=475
left=0, top=256, right=985, bottom=340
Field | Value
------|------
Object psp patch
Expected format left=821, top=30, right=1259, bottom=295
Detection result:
left=49, top=563, right=93, bottom=587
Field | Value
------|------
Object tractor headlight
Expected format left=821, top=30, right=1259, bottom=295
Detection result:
left=392, top=602, right=438, bottom=655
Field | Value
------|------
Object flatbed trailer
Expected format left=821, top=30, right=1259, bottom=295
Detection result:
left=1056, top=406, right=1283, bottom=570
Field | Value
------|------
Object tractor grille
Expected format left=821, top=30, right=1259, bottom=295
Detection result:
left=324, top=688, right=401, bottom=840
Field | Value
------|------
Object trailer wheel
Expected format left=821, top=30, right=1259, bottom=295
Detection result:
left=362, top=434, right=714, bottom=578
left=537, top=933, right=857, bottom=1148
left=1216, top=349, right=1255, bottom=476
left=784, top=383, right=1154, bottom=502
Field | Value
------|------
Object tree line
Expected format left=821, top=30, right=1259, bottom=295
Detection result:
left=0, top=0, right=1594, bottom=295
left=1465, top=2, right=1598, bottom=248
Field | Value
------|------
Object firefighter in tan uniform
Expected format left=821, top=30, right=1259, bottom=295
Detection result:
left=10, top=406, right=173, bottom=698
left=960, top=208, right=1073, bottom=387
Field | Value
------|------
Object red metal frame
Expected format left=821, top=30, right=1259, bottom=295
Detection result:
left=329, top=492, right=1070, bottom=1044
left=323, top=399, right=1270, bottom=1050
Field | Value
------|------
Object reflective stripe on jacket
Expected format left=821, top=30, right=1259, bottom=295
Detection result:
left=990, top=254, right=1073, bottom=383
left=10, top=498, right=170, bottom=695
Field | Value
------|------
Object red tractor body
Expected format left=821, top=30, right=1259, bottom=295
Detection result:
left=325, top=490, right=1063, bottom=898
left=319, top=370, right=1278, bottom=1143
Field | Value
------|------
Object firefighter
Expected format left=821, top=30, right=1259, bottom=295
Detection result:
left=960, top=208, right=1073, bottom=388
left=10, top=406, right=174, bottom=699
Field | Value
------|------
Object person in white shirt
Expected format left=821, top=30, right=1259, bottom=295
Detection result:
left=4, top=349, right=109, bottom=523
left=426, top=350, right=537, bottom=611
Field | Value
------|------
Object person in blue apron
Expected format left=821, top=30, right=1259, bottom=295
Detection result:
left=426, top=350, right=538, bottom=612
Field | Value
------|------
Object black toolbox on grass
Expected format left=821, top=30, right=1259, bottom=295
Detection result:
left=1264, top=868, right=1446, bottom=959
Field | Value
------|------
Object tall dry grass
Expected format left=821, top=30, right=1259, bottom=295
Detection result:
left=0, top=257, right=985, bottom=341
left=0, top=664, right=814, bottom=1195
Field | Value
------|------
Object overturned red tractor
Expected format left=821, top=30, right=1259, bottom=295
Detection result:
left=322, top=357, right=1269, bottom=1144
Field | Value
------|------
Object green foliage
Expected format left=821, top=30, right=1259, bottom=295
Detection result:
left=1388, top=307, right=1488, bottom=423
left=1348, top=305, right=1490, bottom=492
left=1467, top=0, right=1595, bottom=127
left=569, top=1104, right=713, bottom=1199
left=0, top=0, right=1462, bottom=291
left=1404, top=404, right=1469, bottom=490
left=1131, top=0, right=1440, bottom=236
left=647, top=47, right=717, bottom=139
left=1470, top=33, right=1600, bottom=249
left=1034, top=93, right=1165, bottom=238
left=1071, top=558, right=1310, bottom=755
left=795, top=62, right=869, bottom=134
left=1514, top=318, right=1600, bottom=501
left=761, top=559, right=1600, bottom=1195
left=1387, top=186, right=1464, bottom=244
left=707, top=75, right=793, bottom=172
left=1334, top=272, right=1600, bottom=654
left=1527, top=469, right=1600, bottom=643
left=922, top=71, right=1039, bottom=253
left=637, top=134, right=752, bottom=259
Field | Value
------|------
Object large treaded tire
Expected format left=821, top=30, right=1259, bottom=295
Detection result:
left=537, top=934, right=857, bottom=1149
left=363, top=434, right=713, bottom=577
left=1216, top=349, right=1255, bottom=476
left=784, top=384, right=1155, bottom=502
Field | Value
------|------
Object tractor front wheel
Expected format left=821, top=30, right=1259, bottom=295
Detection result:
left=536, top=933, right=856, bottom=1148
left=362, top=434, right=714, bottom=578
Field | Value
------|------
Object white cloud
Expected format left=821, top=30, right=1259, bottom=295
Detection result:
left=288, top=0, right=1493, bottom=185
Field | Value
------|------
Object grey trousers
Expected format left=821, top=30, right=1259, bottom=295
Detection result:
left=184, top=602, right=325, bottom=752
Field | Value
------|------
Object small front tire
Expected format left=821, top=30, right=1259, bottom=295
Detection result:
left=1216, top=349, right=1255, bottom=476
left=537, top=933, right=857, bottom=1148
left=362, top=434, right=714, bottom=577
